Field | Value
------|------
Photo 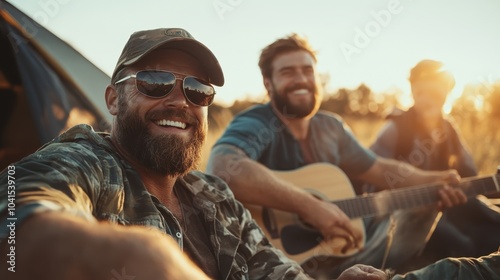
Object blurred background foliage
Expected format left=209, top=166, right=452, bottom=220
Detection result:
left=205, top=79, right=500, bottom=175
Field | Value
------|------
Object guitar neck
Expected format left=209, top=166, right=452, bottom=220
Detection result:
left=254, top=164, right=500, bottom=262
left=334, top=174, right=500, bottom=219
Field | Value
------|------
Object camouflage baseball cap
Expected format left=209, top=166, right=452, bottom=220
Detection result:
left=112, top=28, right=224, bottom=86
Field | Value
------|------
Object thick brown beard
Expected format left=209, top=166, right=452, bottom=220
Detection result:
left=115, top=97, right=206, bottom=176
left=271, top=82, right=319, bottom=118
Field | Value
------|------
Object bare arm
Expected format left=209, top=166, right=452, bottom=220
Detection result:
left=206, top=144, right=362, bottom=248
left=358, top=157, right=460, bottom=190
left=0, top=212, right=209, bottom=280
left=358, top=157, right=466, bottom=209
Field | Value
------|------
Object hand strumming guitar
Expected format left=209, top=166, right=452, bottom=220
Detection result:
left=298, top=195, right=363, bottom=253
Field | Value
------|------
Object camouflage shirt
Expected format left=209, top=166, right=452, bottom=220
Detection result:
left=0, top=124, right=310, bottom=280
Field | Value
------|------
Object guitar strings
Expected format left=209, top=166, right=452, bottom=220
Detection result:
left=335, top=175, right=499, bottom=219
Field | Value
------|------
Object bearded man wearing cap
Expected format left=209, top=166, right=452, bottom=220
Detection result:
left=369, top=59, right=500, bottom=268
left=0, top=28, right=317, bottom=280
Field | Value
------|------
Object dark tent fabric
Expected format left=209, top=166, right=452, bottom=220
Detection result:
left=0, top=1, right=111, bottom=170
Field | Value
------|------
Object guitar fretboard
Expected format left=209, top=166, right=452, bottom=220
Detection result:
left=334, top=175, right=500, bottom=219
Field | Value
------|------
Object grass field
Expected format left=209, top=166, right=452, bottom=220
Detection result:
left=201, top=111, right=500, bottom=176
left=452, top=116, right=500, bottom=175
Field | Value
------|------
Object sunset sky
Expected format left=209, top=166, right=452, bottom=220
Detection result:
left=8, top=0, right=500, bottom=109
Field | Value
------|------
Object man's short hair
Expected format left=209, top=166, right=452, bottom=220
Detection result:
left=258, top=33, right=317, bottom=79
left=409, top=59, right=455, bottom=89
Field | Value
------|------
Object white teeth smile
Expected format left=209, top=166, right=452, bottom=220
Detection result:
left=291, top=89, right=309, bottom=95
left=156, top=119, right=187, bottom=129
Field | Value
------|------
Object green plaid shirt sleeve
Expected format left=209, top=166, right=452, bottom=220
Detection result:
left=185, top=172, right=312, bottom=279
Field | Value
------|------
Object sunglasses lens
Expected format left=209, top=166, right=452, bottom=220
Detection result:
left=183, top=77, right=215, bottom=106
left=136, top=71, right=176, bottom=98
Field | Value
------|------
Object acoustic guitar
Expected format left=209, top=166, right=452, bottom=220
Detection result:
left=244, top=163, right=500, bottom=263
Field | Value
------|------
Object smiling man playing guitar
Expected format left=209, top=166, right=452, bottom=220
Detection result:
left=207, top=34, right=470, bottom=279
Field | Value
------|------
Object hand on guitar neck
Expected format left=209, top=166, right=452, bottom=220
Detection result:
left=245, top=163, right=487, bottom=263
left=436, top=182, right=467, bottom=211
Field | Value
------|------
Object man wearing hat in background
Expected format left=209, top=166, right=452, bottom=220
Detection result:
left=0, top=28, right=312, bottom=279
left=369, top=59, right=500, bottom=269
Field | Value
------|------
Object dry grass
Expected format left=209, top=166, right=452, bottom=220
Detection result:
left=342, top=116, right=386, bottom=147
left=341, top=116, right=500, bottom=175
left=453, top=116, right=500, bottom=175
left=200, top=110, right=500, bottom=176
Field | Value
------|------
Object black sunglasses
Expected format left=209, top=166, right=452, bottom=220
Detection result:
left=114, top=70, right=216, bottom=106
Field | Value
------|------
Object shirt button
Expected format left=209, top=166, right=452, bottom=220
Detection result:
left=241, top=265, right=248, bottom=273
left=176, top=232, right=182, bottom=239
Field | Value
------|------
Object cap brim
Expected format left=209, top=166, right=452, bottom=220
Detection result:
left=123, top=38, right=224, bottom=87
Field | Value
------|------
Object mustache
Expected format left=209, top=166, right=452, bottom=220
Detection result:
left=284, top=83, right=315, bottom=93
left=146, top=109, right=199, bottom=125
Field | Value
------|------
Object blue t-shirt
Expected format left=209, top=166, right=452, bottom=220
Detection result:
left=214, top=103, right=376, bottom=177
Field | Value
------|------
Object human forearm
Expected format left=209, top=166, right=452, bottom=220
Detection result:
left=0, top=211, right=209, bottom=280
left=207, top=144, right=320, bottom=214
left=358, top=157, right=466, bottom=210
left=207, top=145, right=362, bottom=247
left=360, top=157, right=460, bottom=190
